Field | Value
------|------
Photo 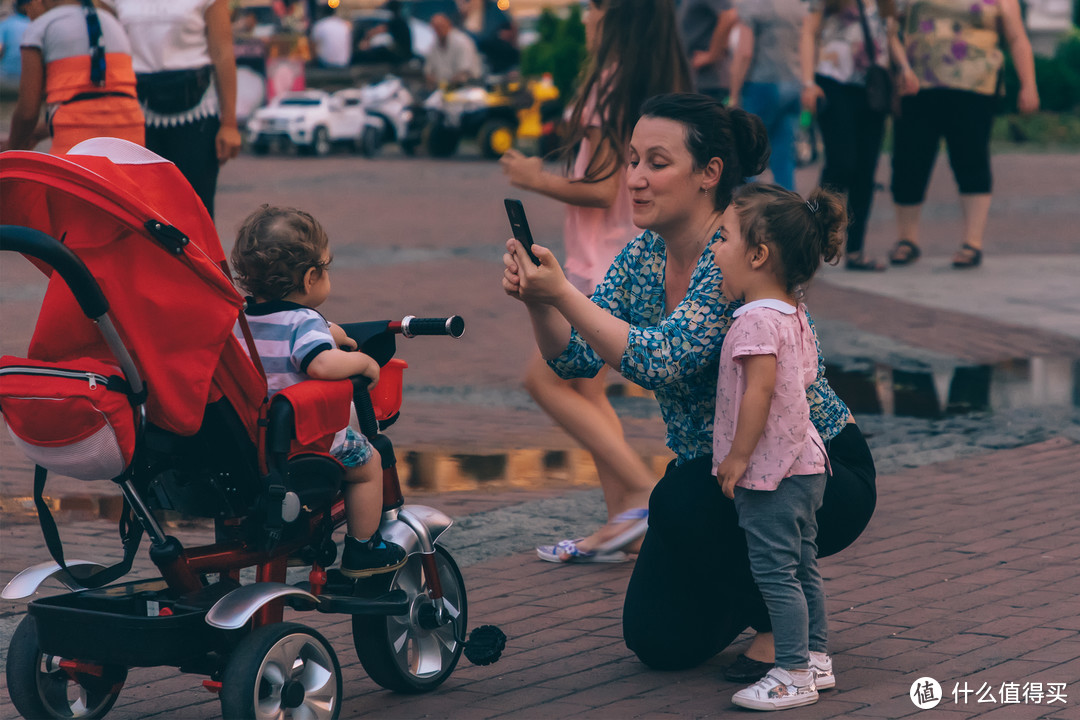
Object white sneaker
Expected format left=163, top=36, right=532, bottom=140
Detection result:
left=809, top=651, right=835, bottom=690
left=732, top=668, right=819, bottom=711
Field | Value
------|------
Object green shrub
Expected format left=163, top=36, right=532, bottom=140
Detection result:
left=1000, top=33, right=1080, bottom=114
left=520, top=5, right=587, bottom=100
left=1056, top=28, right=1080, bottom=77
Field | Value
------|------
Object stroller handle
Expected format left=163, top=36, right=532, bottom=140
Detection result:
left=0, top=225, right=109, bottom=320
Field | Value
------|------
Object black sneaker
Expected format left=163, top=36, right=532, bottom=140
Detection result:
left=340, top=533, right=408, bottom=578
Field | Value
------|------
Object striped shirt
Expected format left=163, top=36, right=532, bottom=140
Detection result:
left=235, top=300, right=335, bottom=397
left=235, top=299, right=351, bottom=452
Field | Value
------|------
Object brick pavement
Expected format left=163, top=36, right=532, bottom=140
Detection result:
left=2, top=438, right=1079, bottom=719
left=3, top=150, right=1079, bottom=718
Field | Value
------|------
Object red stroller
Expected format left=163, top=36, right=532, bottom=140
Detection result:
left=0, top=139, right=503, bottom=720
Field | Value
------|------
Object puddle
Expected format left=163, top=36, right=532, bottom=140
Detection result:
left=5, top=355, right=1076, bottom=523
left=825, top=355, right=1080, bottom=419
left=0, top=447, right=673, bottom=524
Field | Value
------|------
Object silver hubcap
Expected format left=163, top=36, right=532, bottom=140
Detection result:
left=253, top=634, right=337, bottom=720
left=385, top=556, right=462, bottom=679
left=38, top=655, right=114, bottom=717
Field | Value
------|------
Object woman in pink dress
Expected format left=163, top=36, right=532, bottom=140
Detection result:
left=499, top=0, right=691, bottom=562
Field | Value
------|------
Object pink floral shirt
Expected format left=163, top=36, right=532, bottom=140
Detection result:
left=712, top=300, right=828, bottom=491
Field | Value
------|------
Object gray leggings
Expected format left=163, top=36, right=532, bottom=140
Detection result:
left=623, top=423, right=875, bottom=670
left=735, top=474, right=827, bottom=669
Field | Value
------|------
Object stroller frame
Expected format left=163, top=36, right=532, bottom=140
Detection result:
left=1, top=147, right=502, bottom=720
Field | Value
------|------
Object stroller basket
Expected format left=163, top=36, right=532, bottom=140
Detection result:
left=28, top=578, right=242, bottom=668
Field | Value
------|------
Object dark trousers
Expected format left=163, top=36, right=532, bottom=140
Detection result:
left=890, top=88, right=996, bottom=205
left=816, top=76, right=888, bottom=255
left=145, top=115, right=221, bottom=218
left=623, top=422, right=876, bottom=670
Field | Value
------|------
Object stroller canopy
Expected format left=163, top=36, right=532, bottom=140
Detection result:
left=0, top=139, right=266, bottom=439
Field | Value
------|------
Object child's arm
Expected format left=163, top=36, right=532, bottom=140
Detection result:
left=305, top=348, right=380, bottom=386
left=499, top=128, right=621, bottom=209
left=717, top=353, right=777, bottom=499
left=327, top=321, right=358, bottom=350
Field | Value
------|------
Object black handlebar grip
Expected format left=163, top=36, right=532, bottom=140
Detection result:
left=351, top=376, right=380, bottom=439
left=401, top=315, right=465, bottom=338
left=0, top=225, right=110, bottom=319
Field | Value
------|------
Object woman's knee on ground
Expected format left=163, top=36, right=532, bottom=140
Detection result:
left=623, top=616, right=716, bottom=671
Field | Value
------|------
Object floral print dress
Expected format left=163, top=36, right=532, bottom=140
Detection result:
left=549, top=229, right=850, bottom=464
left=902, top=0, right=1004, bottom=95
left=810, top=0, right=891, bottom=87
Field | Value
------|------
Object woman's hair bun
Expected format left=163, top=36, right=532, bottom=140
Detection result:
left=729, top=109, right=770, bottom=178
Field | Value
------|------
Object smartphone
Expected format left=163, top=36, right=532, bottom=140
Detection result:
left=504, top=198, right=542, bottom=266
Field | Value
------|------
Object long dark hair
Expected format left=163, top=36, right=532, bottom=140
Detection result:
left=560, top=0, right=692, bottom=183
left=638, top=93, right=770, bottom=213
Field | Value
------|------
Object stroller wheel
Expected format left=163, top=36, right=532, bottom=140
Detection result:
left=220, top=622, right=341, bottom=720
left=352, top=545, right=467, bottom=693
left=6, top=615, right=127, bottom=720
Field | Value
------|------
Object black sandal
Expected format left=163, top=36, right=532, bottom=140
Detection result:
left=952, top=243, right=982, bottom=269
left=889, top=239, right=921, bottom=266
left=845, top=253, right=887, bottom=272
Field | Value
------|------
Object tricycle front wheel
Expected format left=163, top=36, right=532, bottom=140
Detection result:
left=352, top=545, right=467, bottom=693
left=6, top=615, right=127, bottom=720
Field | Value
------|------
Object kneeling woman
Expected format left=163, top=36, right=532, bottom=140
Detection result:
left=501, top=93, right=876, bottom=676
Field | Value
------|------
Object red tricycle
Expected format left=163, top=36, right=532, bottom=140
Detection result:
left=0, top=139, right=504, bottom=720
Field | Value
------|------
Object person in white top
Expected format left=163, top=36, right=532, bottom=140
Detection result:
left=310, top=6, right=352, bottom=69
left=423, top=13, right=481, bottom=88
left=112, top=0, right=240, bottom=218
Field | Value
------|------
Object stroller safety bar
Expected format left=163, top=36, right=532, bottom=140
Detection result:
left=0, top=225, right=108, bottom=319
left=398, top=315, right=465, bottom=338
left=1, top=559, right=110, bottom=600
left=0, top=225, right=146, bottom=399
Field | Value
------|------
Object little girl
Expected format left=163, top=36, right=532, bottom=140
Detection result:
left=710, top=183, right=846, bottom=711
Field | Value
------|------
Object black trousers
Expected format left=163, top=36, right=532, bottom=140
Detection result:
left=623, top=423, right=877, bottom=670
left=145, top=115, right=221, bottom=218
left=815, top=76, right=888, bottom=255
left=890, top=88, right=996, bottom=205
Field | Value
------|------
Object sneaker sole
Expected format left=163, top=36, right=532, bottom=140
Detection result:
left=815, top=675, right=835, bottom=690
left=732, top=692, right=819, bottom=711
left=339, top=556, right=408, bottom=579
left=536, top=547, right=628, bottom=564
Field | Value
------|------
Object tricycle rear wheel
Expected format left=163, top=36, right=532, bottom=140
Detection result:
left=6, top=615, right=127, bottom=720
left=220, top=622, right=341, bottom=720
left=352, top=545, right=467, bottom=693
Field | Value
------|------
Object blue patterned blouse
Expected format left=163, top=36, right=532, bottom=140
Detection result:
left=549, top=229, right=850, bottom=464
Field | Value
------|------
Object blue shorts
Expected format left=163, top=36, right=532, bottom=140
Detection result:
left=332, top=427, right=374, bottom=468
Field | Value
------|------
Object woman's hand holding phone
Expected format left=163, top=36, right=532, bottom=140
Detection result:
left=506, top=238, right=568, bottom=306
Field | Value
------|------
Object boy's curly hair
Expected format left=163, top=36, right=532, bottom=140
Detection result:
left=231, top=205, right=329, bottom=301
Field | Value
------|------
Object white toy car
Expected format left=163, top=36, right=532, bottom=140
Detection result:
left=247, top=89, right=378, bottom=156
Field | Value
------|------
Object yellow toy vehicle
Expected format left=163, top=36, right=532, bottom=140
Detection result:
left=411, top=74, right=562, bottom=159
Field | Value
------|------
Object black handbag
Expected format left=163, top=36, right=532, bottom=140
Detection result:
left=136, top=65, right=213, bottom=115
left=854, top=0, right=893, bottom=114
